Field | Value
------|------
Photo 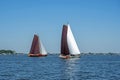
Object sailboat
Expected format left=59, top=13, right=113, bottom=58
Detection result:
left=28, top=34, right=47, bottom=57
left=59, top=24, right=80, bottom=59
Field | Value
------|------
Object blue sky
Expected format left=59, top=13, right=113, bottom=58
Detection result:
left=0, top=0, right=120, bottom=53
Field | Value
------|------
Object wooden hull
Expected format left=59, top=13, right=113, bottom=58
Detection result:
left=59, top=54, right=80, bottom=59
left=59, top=54, right=70, bottom=59
left=28, top=53, right=47, bottom=57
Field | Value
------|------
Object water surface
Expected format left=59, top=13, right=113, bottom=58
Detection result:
left=0, top=54, right=120, bottom=80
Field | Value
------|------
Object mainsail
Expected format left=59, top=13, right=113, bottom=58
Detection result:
left=29, top=34, right=40, bottom=54
left=61, top=25, right=70, bottom=55
left=61, top=24, right=80, bottom=55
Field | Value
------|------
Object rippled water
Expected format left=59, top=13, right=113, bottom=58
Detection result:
left=0, top=54, right=120, bottom=80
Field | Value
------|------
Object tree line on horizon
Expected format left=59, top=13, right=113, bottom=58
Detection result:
left=0, top=50, right=16, bottom=54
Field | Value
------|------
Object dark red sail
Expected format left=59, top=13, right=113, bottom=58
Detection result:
left=29, top=34, right=40, bottom=54
left=61, top=25, right=70, bottom=55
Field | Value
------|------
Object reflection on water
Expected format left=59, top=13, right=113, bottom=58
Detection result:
left=59, top=58, right=80, bottom=80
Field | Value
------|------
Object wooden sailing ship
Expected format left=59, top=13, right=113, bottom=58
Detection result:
left=28, top=34, right=47, bottom=57
left=59, top=24, right=80, bottom=59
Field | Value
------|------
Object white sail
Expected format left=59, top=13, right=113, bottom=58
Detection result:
left=67, top=24, right=80, bottom=55
left=40, top=40, right=47, bottom=55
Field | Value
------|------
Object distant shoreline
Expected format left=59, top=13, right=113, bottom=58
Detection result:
left=0, top=50, right=16, bottom=55
left=0, top=50, right=120, bottom=56
left=48, top=52, right=120, bottom=55
left=81, top=52, right=120, bottom=55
